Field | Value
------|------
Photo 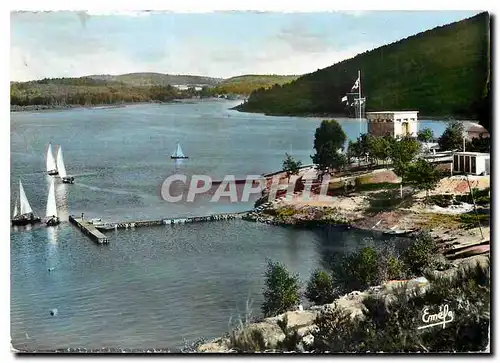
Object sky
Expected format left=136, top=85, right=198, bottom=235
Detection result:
left=10, top=10, right=482, bottom=81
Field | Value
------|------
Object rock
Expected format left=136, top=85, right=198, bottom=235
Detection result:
left=197, top=340, right=230, bottom=353
left=234, top=322, right=285, bottom=349
left=301, top=334, right=315, bottom=347
left=265, top=310, right=318, bottom=329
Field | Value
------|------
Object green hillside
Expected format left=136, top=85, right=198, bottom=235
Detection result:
left=237, top=12, right=490, bottom=120
left=88, top=72, right=223, bottom=86
left=10, top=77, right=201, bottom=107
left=213, top=74, right=299, bottom=95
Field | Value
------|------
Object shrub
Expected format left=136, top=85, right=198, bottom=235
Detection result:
left=270, top=206, right=297, bottom=219
left=276, top=315, right=301, bottom=352
left=330, top=245, right=408, bottom=296
left=458, top=213, right=490, bottom=229
left=230, top=328, right=266, bottom=352
left=305, top=269, right=336, bottom=305
left=312, top=303, right=366, bottom=352
left=261, top=260, right=301, bottom=317
left=379, top=251, right=407, bottom=282
left=425, top=194, right=454, bottom=207
left=455, top=188, right=490, bottom=206
left=402, top=231, right=440, bottom=275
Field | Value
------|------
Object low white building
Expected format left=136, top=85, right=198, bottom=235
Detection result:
left=452, top=151, right=490, bottom=176
left=366, top=111, right=419, bottom=138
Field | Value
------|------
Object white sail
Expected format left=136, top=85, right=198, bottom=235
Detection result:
left=19, top=180, right=33, bottom=215
left=45, top=178, right=58, bottom=218
left=46, top=143, right=57, bottom=172
left=56, top=147, right=68, bottom=178
left=172, top=142, right=185, bottom=158
left=13, top=198, right=19, bottom=217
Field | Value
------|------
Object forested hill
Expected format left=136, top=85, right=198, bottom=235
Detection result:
left=88, top=73, right=222, bottom=86
left=236, top=12, right=490, bottom=121
left=213, top=74, right=299, bottom=95
left=10, top=77, right=207, bottom=107
left=10, top=73, right=299, bottom=108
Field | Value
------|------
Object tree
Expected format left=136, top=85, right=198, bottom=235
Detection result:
left=282, top=153, right=302, bottom=183
left=417, top=127, right=434, bottom=143
left=312, top=119, right=346, bottom=156
left=369, top=135, right=394, bottom=167
left=312, top=141, right=346, bottom=179
left=468, top=135, right=490, bottom=153
left=406, top=158, right=441, bottom=198
left=311, top=120, right=347, bottom=179
left=389, top=136, right=421, bottom=197
left=389, top=136, right=421, bottom=165
left=347, top=140, right=360, bottom=166
left=305, top=269, right=335, bottom=305
left=261, top=260, right=300, bottom=317
left=438, top=121, right=466, bottom=151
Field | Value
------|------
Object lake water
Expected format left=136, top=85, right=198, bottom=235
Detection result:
left=10, top=100, right=447, bottom=351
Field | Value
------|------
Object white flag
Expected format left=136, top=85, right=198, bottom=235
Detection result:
left=341, top=95, right=348, bottom=103
left=351, top=77, right=360, bottom=90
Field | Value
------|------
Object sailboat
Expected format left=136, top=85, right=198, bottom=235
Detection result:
left=11, top=180, right=41, bottom=226
left=46, top=143, right=58, bottom=176
left=45, top=178, right=60, bottom=226
left=56, top=146, right=74, bottom=184
left=171, top=141, right=189, bottom=159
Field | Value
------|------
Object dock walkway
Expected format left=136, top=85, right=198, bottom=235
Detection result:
left=69, top=215, right=109, bottom=244
left=69, top=211, right=249, bottom=244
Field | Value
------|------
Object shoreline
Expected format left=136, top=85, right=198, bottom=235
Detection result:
left=231, top=106, right=478, bottom=122
left=9, top=98, right=225, bottom=113
left=242, top=166, right=489, bottom=244
left=11, top=100, right=476, bottom=123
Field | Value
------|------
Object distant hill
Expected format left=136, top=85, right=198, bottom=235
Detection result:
left=10, top=73, right=301, bottom=108
left=237, top=12, right=491, bottom=121
left=214, top=74, right=299, bottom=95
left=10, top=76, right=205, bottom=108
left=88, top=72, right=223, bottom=87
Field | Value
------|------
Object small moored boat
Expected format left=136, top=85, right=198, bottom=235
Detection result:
left=12, top=180, right=41, bottom=226
left=171, top=142, right=188, bottom=159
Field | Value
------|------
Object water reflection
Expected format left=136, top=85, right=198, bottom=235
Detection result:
left=286, top=229, right=300, bottom=268
left=313, top=226, right=412, bottom=271
left=54, top=180, right=69, bottom=222
left=172, top=159, right=185, bottom=174
left=46, top=225, right=59, bottom=271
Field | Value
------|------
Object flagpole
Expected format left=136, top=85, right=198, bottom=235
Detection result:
left=358, top=69, right=362, bottom=136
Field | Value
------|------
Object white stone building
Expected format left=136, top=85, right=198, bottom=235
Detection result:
left=366, top=111, right=419, bottom=138
left=452, top=151, right=490, bottom=176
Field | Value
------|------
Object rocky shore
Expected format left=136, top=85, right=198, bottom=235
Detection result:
left=196, top=253, right=488, bottom=353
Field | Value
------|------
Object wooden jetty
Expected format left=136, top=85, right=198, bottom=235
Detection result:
left=69, top=215, right=109, bottom=244
left=69, top=211, right=249, bottom=243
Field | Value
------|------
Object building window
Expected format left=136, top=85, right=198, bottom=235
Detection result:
left=464, top=156, right=471, bottom=173
left=471, top=156, right=476, bottom=174
left=454, top=155, right=459, bottom=172
left=459, top=156, right=465, bottom=172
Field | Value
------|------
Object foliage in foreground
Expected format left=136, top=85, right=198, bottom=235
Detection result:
left=312, top=259, right=490, bottom=352
left=261, top=260, right=301, bottom=317
left=305, top=269, right=336, bottom=305
left=310, top=232, right=439, bottom=303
